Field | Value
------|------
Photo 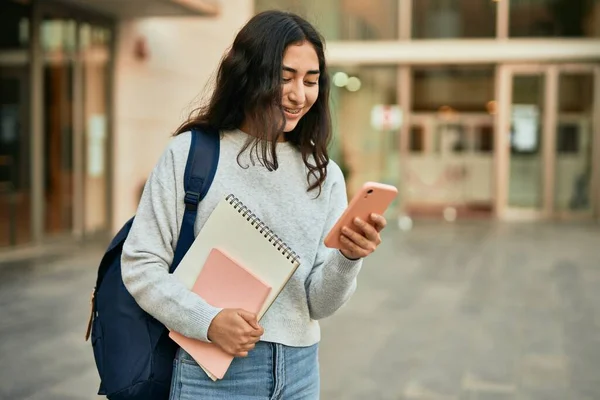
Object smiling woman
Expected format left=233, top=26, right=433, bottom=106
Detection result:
left=271, top=43, right=320, bottom=134
left=174, top=10, right=333, bottom=194
left=120, top=9, right=391, bottom=400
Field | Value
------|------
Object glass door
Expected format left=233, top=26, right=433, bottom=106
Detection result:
left=507, top=72, right=546, bottom=214
left=37, top=3, right=113, bottom=241
left=554, top=69, right=596, bottom=218
left=500, top=64, right=599, bottom=220
left=41, top=13, right=77, bottom=236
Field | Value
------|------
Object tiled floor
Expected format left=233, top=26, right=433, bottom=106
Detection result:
left=1, top=221, right=599, bottom=399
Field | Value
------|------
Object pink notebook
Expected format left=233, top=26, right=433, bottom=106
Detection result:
left=169, top=247, right=271, bottom=380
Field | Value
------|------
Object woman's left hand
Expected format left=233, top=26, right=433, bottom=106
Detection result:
left=339, top=213, right=387, bottom=260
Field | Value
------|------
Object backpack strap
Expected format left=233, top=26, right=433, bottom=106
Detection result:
left=170, top=127, right=220, bottom=272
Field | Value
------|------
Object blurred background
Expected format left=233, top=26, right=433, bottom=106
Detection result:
left=1, top=0, right=599, bottom=249
left=1, top=0, right=600, bottom=399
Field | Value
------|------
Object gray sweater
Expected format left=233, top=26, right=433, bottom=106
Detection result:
left=121, top=129, right=362, bottom=347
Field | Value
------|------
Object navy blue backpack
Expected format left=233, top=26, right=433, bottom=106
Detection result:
left=85, top=127, right=220, bottom=400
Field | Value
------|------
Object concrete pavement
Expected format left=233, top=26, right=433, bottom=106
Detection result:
left=1, top=221, right=599, bottom=399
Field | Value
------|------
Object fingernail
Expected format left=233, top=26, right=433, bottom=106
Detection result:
left=354, top=217, right=361, bottom=224
left=342, top=227, right=349, bottom=234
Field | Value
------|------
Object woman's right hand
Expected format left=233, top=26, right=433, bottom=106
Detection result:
left=206, top=308, right=264, bottom=357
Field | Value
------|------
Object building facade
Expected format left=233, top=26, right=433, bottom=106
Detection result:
left=0, top=0, right=251, bottom=253
left=257, top=0, right=600, bottom=222
left=1, top=0, right=599, bottom=255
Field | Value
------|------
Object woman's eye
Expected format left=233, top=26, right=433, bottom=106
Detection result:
left=282, top=78, right=292, bottom=83
left=305, top=81, right=318, bottom=86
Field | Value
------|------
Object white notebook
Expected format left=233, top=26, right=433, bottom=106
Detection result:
left=172, top=192, right=301, bottom=333
left=172, top=194, right=301, bottom=380
left=173, top=194, right=300, bottom=319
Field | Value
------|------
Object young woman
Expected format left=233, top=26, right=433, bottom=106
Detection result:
left=121, top=10, right=388, bottom=399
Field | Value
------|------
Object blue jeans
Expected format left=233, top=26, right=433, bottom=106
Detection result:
left=169, top=341, right=320, bottom=399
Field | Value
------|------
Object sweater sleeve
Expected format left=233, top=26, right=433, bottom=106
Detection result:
left=305, top=165, right=363, bottom=320
left=120, top=138, right=222, bottom=342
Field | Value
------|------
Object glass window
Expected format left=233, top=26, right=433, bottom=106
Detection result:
left=0, top=0, right=32, bottom=247
left=41, top=18, right=77, bottom=52
left=42, top=16, right=76, bottom=235
left=412, top=0, right=496, bottom=38
left=329, top=67, right=400, bottom=216
left=554, top=73, right=595, bottom=212
left=510, top=75, right=544, bottom=155
left=410, top=126, right=425, bottom=153
left=255, top=0, right=398, bottom=40
left=510, top=0, right=600, bottom=37
left=407, top=66, right=496, bottom=217
left=556, top=123, right=579, bottom=154
left=434, top=123, right=467, bottom=153
left=475, top=125, right=494, bottom=153
left=508, top=74, right=545, bottom=209
left=0, top=0, right=30, bottom=49
left=412, top=66, right=495, bottom=113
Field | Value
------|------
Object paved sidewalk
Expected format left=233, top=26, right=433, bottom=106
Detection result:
left=1, top=221, right=600, bottom=399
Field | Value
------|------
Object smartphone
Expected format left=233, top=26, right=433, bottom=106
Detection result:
left=324, top=181, right=398, bottom=249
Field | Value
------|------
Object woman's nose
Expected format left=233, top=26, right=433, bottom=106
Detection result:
left=287, top=82, right=305, bottom=105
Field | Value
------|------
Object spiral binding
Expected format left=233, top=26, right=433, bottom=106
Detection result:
left=226, top=194, right=300, bottom=265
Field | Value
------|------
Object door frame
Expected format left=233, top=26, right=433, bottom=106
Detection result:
left=496, top=63, right=600, bottom=221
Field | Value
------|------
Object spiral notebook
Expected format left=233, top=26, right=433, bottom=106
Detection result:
left=169, top=247, right=272, bottom=380
left=172, top=194, right=302, bottom=378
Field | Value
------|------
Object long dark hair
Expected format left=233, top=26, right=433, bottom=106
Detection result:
left=174, top=10, right=331, bottom=195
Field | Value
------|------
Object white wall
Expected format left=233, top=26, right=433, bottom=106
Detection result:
left=112, top=0, right=253, bottom=232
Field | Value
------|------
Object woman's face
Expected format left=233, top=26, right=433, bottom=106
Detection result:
left=280, top=41, right=320, bottom=132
